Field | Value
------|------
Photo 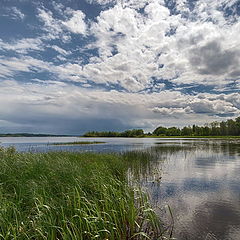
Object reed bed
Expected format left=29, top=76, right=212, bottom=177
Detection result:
left=0, top=146, right=171, bottom=240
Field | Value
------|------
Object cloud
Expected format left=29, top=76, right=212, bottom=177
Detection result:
left=1, top=7, right=25, bottom=20
left=86, top=0, right=117, bottom=5
left=189, top=40, right=240, bottom=76
left=189, top=98, right=238, bottom=115
left=11, top=7, right=25, bottom=20
left=0, top=38, right=42, bottom=54
left=151, top=93, right=239, bottom=118
left=0, top=79, right=239, bottom=133
left=38, top=7, right=87, bottom=39
left=0, top=0, right=239, bottom=133
left=79, top=1, right=240, bottom=91
left=62, top=10, right=87, bottom=34
left=2, top=1, right=240, bottom=94
left=0, top=55, right=84, bottom=84
left=0, top=56, right=52, bottom=78
left=152, top=106, right=193, bottom=115
left=37, top=8, right=64, bottom=39
left=51, top=45, right=70, bottom=55
left=83, top=3, right=176, bottom=91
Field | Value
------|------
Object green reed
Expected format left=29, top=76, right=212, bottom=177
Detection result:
left=0, top=147, right=171, bottom=240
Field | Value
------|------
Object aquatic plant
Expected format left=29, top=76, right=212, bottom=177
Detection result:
left=0, top=147, right=171, bottom=239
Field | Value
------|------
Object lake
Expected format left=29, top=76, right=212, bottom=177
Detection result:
left=1, top=137, right=240, bottom=239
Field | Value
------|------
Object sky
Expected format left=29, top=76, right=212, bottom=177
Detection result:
left=0, top=0, right=239, bottom=134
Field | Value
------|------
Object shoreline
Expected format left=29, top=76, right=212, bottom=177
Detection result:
left=82, top=135, right=240, bottom=139
left=0, top=135, right=239, bottom=139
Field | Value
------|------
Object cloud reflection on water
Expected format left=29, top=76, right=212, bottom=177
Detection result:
left=140, top=140, right=240, bottom=240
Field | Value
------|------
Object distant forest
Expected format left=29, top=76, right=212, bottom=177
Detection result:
left=83, top=129, right=144, bottom=138
left=84, top=117, right=240, bottom=137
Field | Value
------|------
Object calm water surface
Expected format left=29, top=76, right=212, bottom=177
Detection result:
left=0, top=137, right=240, bottom=240
left=0, top=136, right=159, bottom=152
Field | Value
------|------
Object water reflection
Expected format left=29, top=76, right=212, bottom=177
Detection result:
left=131, top=141, right=240, bottom=240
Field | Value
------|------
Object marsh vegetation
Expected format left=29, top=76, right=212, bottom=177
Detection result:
left=0, top=146, right=172, bottom=240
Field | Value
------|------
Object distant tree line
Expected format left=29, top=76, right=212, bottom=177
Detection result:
left=153, top=117, right=240, bottom=136
left=83, top=129, right=144, bottom=137
left=83, top=117, right=240, bottom=137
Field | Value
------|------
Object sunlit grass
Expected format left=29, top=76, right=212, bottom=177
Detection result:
left=0, top=147, right=171, bottom=240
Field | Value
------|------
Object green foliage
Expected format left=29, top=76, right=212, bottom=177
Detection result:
left=84, top=129, right=144, bottom=137
left=83, top=116, right=240, bottom=138
left=153, top=117, right=240, bottom=137
left=0, top=147, right=169, bottom=240
left=153, top=126, right=167, bottom=136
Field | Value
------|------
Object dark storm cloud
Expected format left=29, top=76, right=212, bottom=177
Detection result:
left=1, top=115, right=131, bottom=135
left=189, top=40, right=240, bottom=77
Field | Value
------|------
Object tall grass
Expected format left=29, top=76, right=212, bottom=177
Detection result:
left=0, top=147, right=170, bottom=239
